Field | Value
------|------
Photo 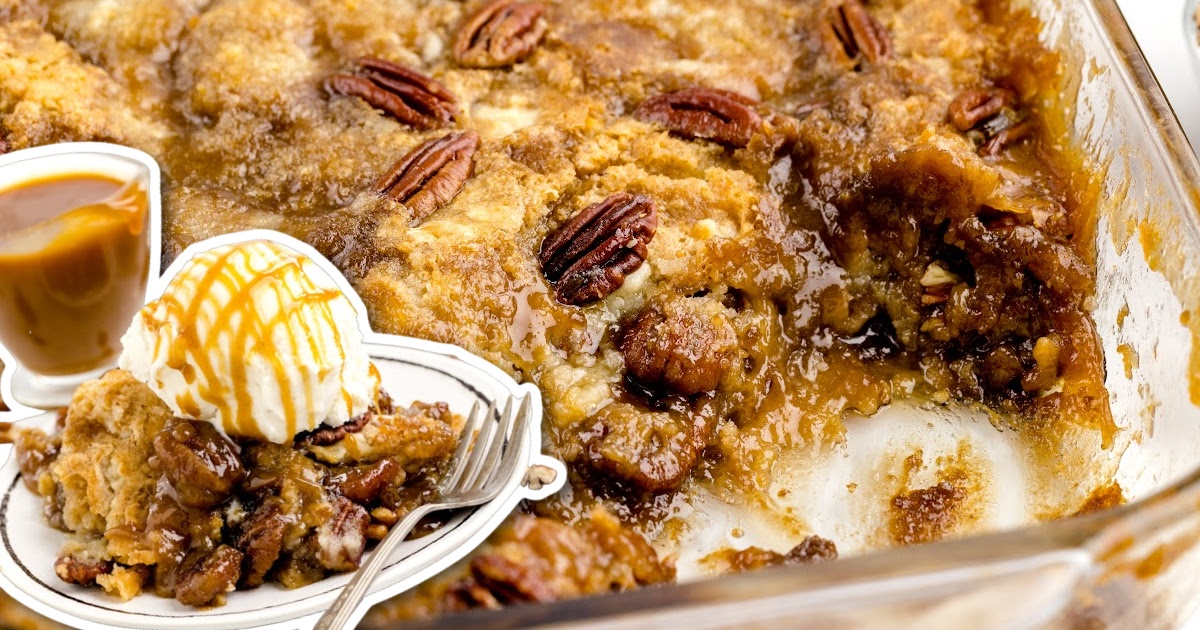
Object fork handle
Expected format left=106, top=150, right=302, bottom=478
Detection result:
left=314, top=503, right=437, bottom=630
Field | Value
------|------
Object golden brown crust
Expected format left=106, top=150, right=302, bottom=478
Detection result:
left=0, top=17, right=168, bottom=154
left=16, top=371, right=459, bottom=606
left=1, top=0, right=1116, bottom=619
left=52, top=369, right=172, bottom=543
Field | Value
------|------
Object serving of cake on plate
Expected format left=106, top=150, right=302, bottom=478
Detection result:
left=12, top=239, right=462, bottom=607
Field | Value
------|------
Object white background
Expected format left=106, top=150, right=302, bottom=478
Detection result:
left=1116, top=0, right=1200, bottom=156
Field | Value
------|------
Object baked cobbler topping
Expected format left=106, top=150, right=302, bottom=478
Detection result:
left=0, top=0, right=1117, bottom=621
left=14, top=370, right=459, bottom=607
left=326, top=58, right=461, bottom=132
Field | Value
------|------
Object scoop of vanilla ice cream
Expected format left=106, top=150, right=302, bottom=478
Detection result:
left=119, top=239, right=380, bottom=443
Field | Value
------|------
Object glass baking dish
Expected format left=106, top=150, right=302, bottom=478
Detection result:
left=364, top=0, right=1200, bottom=627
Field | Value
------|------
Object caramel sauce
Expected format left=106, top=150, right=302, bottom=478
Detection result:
left=146, top=242, right=353, bottom=440
left=0, top=173, right=148, bottom=375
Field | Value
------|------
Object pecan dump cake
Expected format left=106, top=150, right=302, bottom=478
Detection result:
left=10, top=240, right=462, bottom=606
left=0, top=0, right=1116, bottom=622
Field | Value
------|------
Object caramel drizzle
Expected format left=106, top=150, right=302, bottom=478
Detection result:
left=148, top=241, right=356, bottom=441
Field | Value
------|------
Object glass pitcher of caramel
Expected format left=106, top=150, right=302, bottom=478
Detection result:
left=0, top=144, right=161, bottom=410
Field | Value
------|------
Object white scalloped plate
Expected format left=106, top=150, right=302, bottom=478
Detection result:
left=0, top=229, right=566, bottom=630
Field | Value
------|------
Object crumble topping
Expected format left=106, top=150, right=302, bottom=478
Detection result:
left=0, top=0, right=1117, bottom=620
left=14, top=370, right=460, bottom=606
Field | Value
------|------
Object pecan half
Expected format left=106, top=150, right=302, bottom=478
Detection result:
left=620, top=298, right=738, bottom=395
left=375, top=388, right=396, bottom=415
left=152, top=419, right=245, bottom=509
left=633, top=88, right=763, bottom=148
left=453, top=0, right=548, bottom=68
left=470, top=554, right=557, bottom=604
left=237, top=499, right=287, bottom=588
left=55, top=556, right=112, bottom=586
left=327, top=458, right=403, bottom=504
left=585, top=402, right=713, bottom=492
left=293, top=410, right=372, bottom=447
left=14, top=426, right=57, bottom=493
left=175, top=545, right=243, bottom=607
left=947, top=88, right=1034, bottom=156
left=954, top=217, right=1092, bottom=298
left=375, top=131, right=480, bottom=225
left=314, top=496, right=370, bottom=572
left=826, top=0, right=893, bottom=66
left=327, top=58, right=458, bottom=131
left=948, top=88, right=1015, bottom=132
left=978, top=120, right=1035, bottom=157
left=538, top=193, right=658, bottom=305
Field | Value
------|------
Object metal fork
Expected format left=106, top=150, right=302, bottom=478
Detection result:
left=314, top=393, right=532, bottom=630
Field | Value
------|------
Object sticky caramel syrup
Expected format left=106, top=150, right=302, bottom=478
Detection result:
left=0, top=173, right=150, bottom=375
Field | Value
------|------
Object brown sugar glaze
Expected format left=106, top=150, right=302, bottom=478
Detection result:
left=0, top=173, right=149, bottom=375
left=0, top=0, right=1116, bottom=618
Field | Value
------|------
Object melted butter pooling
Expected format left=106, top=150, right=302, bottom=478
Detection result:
left=119, top=240, right=380, bottom=443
